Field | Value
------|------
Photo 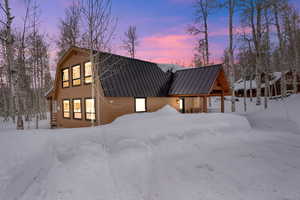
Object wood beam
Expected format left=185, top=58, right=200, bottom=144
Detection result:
left=221, top=92, right=225, bottom=113
left=203, top=96, right=208, bottom=113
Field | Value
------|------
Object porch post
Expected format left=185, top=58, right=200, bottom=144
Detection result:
left=203, top=96, right=208, bottom=113
left=221, top=92, right=225, bottom=113
left=49, top=97, right=53, bottom=127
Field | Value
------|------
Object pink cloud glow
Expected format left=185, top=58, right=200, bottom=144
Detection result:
left=129, top=33, right=224, bottom=66
left=137, top=34, right=195, bottom=66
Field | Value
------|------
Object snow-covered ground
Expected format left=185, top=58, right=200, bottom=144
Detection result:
left=1, top=95, right=300, bottom=200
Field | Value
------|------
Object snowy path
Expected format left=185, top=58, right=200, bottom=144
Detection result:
left=1, top=96, right=300, bottom=200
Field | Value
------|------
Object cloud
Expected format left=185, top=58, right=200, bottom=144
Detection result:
left=119, top=32, right=226, bottom=66
left=137, top=34, right=195, bottom=65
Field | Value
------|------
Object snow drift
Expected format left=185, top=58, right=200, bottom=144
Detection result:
left=1, top=103, right=300, bottom=200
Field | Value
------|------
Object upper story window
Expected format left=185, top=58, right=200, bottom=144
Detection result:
left=85, top=98, right=96, bottom=121
left=135, top=97, right=146, bottom=112
left=63, top=99, right=70, bottom=118
left=62, top=68, right=69, bottom=88
left=72, top=65, right=81, bottom=86
left=73, top=99, right=82, bottom=119
left=84, top=62, right=93, bottom=84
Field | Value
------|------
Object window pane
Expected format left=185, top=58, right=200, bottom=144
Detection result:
left=63, top=69, right=69, bottom=81
left=73, top=100, right=81, bottom=112
left=135, top=98, right=146, bottom=112
left=85, top=99, right=95, bottom=113
left=85, top=76, right=92, bottom=84
left=63, top=81, right=69, bottom=88
left=85, top=62, right=92, bottom=77
left=64, top=112, right=70, bottom=118
left=179, top=99, right=183, bottom=110
left=86, top=113, right=96, bottom=120
left=72, top=65, right=81, bottom=79
left=63, top=100, right=70, bottom=112
left=73, top=79, right=81, bottom=86
left=74, top=113, right=82, bottom=119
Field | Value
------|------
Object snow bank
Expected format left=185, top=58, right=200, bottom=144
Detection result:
left=2, top=103, right=300, bottom=200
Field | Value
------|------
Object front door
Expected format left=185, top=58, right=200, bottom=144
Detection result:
left=179, top=98, right=185, bottom=113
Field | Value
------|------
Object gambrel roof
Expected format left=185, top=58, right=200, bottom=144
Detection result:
left=97, top=52, right=172, bottom=97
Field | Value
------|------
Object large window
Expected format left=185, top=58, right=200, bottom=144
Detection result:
left=73, top=99, right=82, bottom=119
left=135, top=98, right=146, bottom=112
left=85, top=98, right=96, bottom=120
left=62, top=68, right=69, bottom=88
left=72, top=65, right=81, bottom=86
left=63, top=99, right=70, bottom=118
left=84, top=62, right=93, bottom=84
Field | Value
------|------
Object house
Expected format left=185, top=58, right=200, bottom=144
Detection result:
left=235, top=71, right=300, bottom=97
left=46, top=46, right=230, bottom=128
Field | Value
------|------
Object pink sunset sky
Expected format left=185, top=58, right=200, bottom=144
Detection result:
left=9, top=0, right=300, bottom=71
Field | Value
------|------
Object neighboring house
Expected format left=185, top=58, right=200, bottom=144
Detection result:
left=235, top=71, right=300, bottom=97
left=46, top=46, right=230, bottom=128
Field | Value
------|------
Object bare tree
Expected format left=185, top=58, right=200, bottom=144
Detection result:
left=122, top=25, right=138, bottom=58
left=57, top=0, right=81, bottom=57
left=80, top=0, right=117, bottom=126
left=188, top=0, right=218, bottom=66
left=0, top=0, right=24, bottom=129
left=227, top=0, right=237, bottom=112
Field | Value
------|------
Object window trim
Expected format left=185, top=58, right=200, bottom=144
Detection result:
left=72, top=98, right=82, bottom=120
left=84, top=97, right=97, bottom=121
left=71, top=64, right=82, bottom=87
left=62, top=99, right=71, bottom=119
left=134, top=97, right=147, bottom=113
left=83, top=61, right=93, bottom=85
left=62, top=67, right=70, bottom=88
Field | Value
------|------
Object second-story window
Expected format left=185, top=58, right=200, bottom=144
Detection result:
left=84, top=62, right=93, bottom=84
left=62, top=68, right=69, bottom=88
left=72, top=64, right=81, bottom=86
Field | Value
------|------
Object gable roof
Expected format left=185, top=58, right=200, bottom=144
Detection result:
left=168, top=65, right=222, bottom=96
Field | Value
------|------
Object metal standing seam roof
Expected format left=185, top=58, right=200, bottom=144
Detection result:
left=96, top=51, right=222, bottom=97
left=168, top=65, right=222, bottom=95
left=98, top=53, right=171, bottom=97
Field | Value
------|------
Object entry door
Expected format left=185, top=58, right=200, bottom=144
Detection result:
left=179, top=98, right=185, bottom=113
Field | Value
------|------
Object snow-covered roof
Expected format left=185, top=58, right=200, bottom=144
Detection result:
left=234, top=72, right=281, bottom=91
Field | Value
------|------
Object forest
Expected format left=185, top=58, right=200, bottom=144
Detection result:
left=0, top=0, right=299, bottom=130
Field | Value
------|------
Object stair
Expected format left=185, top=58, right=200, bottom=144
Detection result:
left=50, top=113, right=57, bottom=128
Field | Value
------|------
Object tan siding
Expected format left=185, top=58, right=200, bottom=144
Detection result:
left=51, top=48, right=182, bottom=128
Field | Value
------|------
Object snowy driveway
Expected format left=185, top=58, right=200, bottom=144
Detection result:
left=1, top=96, right=300, bottom=200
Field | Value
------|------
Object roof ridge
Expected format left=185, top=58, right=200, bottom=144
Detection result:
left=175, top=64, right=223, bottom=73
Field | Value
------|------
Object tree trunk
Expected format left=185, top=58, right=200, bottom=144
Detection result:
left=229, top=0, right=235, bottom=112
left=250, top=75, right=253, bottom=102
left=243, top=69, right=247, bottom=112
left=4, top=0, right=23, bottom=129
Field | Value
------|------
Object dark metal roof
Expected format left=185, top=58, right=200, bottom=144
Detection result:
left=96, top=51, right=222, bottom=97
left=168, top=65, right=222, bottom=95
left=98, top=53, right=171, bottom=97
